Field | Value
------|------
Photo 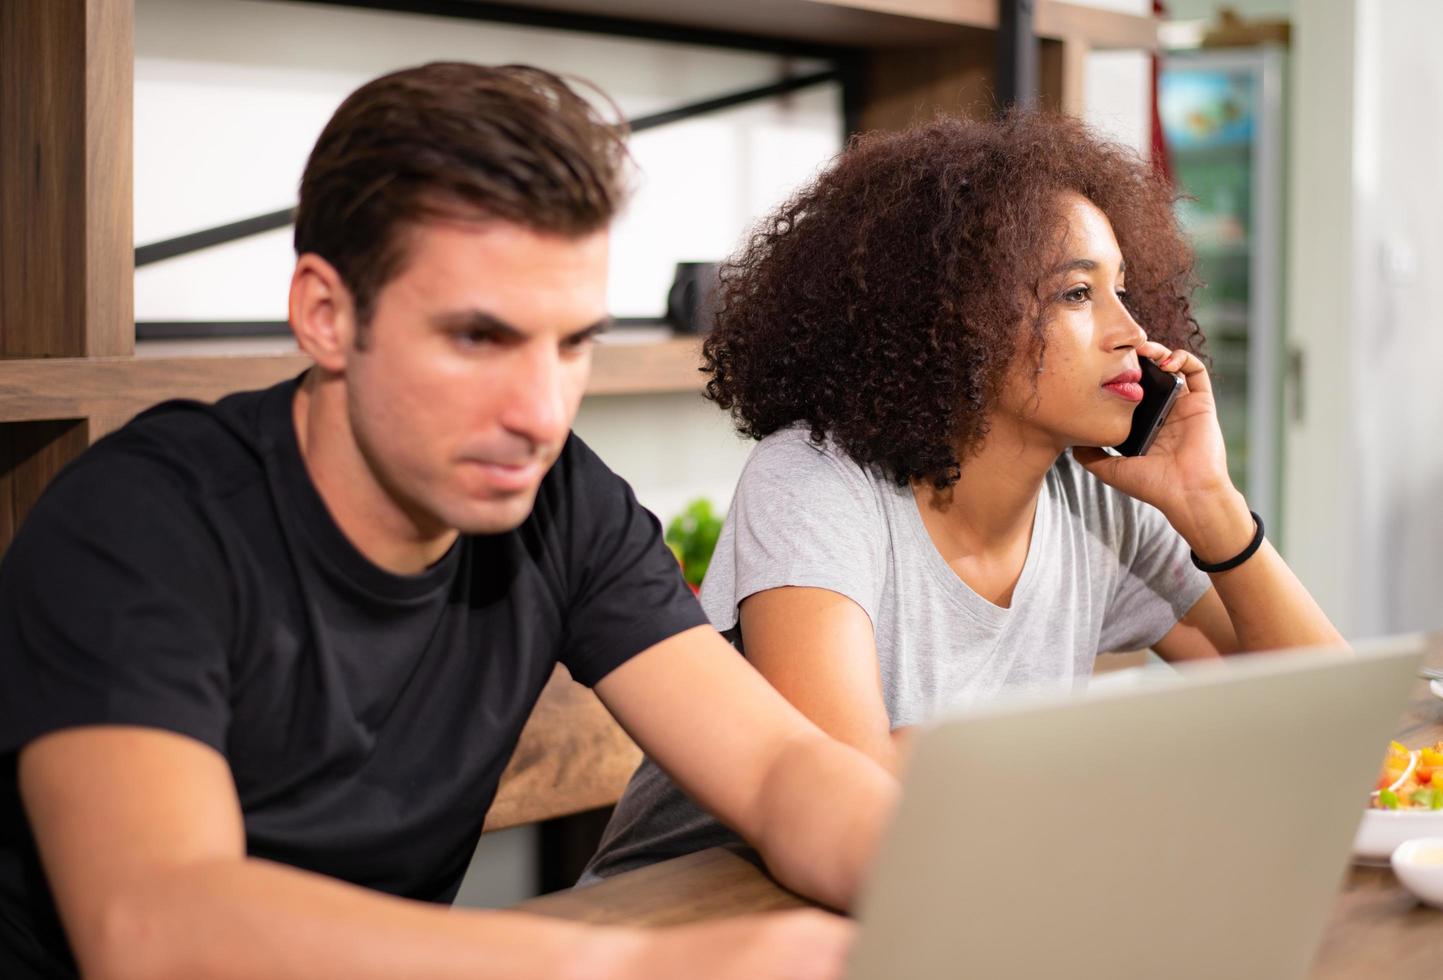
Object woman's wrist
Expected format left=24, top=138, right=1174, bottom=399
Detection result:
left=1168, top=488, right=1254, bottom=565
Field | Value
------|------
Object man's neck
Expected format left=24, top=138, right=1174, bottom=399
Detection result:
left=292, top=372, right=458, bottom=576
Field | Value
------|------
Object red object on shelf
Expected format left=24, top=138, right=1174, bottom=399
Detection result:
left=1151, top=0, right=1174, bottom=187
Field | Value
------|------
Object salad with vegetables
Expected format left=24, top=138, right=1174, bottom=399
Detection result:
left=1373, top=740, right=1443, bottom=810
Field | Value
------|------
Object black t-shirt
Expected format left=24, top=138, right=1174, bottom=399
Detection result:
left=0, top=377, right=706, bottom=978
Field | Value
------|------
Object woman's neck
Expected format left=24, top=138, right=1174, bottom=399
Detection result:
left=915, top=414, right=1061, bottom=551
left=910, top=415, right=1063, bottom=607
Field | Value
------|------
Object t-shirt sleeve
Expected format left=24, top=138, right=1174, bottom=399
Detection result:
left=554, top=436, right=709, bottom=688
left=1098, top=493, right=1212, bottom=653
left=0, top=450, right=234, bottom=757
left=699, top=430, right=887, bottom=633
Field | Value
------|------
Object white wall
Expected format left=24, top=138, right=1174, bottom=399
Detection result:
left=1283, top=0, right=1443, bottom=638
left=134, top=0, right=840, bottom=323
left=1074, top=0, right=1152, bottom=155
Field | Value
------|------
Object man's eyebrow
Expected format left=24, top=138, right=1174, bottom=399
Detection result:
left=431, top=310, right=524, bottom=337
left=565, top=316, right=614, bottom=343
left=429, top=311, right=614, bottom=340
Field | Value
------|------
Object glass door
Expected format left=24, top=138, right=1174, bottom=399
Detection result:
left=1159, top=47, right=1286, bottom=532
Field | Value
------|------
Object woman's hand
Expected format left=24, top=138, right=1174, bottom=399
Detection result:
left=1072, top=341, right=1254, bottom=564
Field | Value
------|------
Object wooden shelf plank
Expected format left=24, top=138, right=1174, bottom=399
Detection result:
left=589, top=336, right=705, bottom=396
left=342, top=0, right=1155, bottom=49
left=812, top=0, right=1155, bottom=48
left=0, top=339, right=705, bottom=425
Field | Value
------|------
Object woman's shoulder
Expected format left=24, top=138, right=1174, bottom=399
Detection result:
left=726, top=425, right=896, bottom=541
left=746, top=425, right=883, bottom=494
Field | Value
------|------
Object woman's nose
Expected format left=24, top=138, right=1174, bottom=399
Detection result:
left=1108, top=296, right=1147, bottom=350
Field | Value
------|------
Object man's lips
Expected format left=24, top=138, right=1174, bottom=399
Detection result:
left=1102, top=369, right=1143, bottom=404
left=464, top=458, right=546, bottom=493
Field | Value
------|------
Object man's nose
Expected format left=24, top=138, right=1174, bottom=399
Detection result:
left=501, top=346, right=570, bottom=446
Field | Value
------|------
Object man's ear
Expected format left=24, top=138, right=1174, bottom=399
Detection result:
left=289, top=253, right=357, bottom=372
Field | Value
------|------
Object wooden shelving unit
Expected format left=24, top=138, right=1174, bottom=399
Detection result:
left=0, top=338, right=705, bottom=426
left=404, top=0, right=1157, bottom=49
left=0, top=0, right=1155, bottom=555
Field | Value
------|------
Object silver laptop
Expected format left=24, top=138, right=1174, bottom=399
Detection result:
left=847, top=635, right=1427, bottom=980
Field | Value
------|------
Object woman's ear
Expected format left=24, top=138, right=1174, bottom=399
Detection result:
left=288, top=253, right=356, bottom=373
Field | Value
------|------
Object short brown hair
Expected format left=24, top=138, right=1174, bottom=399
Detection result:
left=703, top=110, right=1203, bottom=488
left=295, top=62, right=629, bottom=326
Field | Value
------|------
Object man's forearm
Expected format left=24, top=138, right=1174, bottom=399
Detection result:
left=749, top=733, right=898, bottom=911
left=83, top=856, right=629, bottom=980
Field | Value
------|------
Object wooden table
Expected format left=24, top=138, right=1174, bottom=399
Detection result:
left=521, top=647, right=1443, bottom=977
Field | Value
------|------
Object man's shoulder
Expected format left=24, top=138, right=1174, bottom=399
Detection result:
left=532, top=432, right=630, bottom=510
left=86, top=384, right=282, bottom=492
left=10, top=384, right=287, bottom=564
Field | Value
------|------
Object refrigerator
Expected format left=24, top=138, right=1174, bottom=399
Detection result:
left=1159, top=47, right=1287, bottom=533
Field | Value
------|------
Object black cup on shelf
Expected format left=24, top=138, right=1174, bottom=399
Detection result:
left=665, top=261, right=721, bottom=335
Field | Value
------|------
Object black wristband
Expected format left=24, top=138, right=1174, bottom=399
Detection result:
left=1190, top=510, right=1264, bottom=573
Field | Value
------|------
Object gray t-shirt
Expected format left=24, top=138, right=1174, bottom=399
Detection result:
left=580, top=426, right=1210, bottom=882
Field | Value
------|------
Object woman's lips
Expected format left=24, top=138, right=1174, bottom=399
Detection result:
left=1103, top=380, right=1144, bottom=403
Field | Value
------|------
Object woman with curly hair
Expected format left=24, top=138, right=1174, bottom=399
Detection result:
left=582, top=111, right=1340, bottom=881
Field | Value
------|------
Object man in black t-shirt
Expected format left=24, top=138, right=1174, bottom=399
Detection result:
left=0, top=64, right=894, bottom=980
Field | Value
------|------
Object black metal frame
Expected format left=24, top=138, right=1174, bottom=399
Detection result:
left=134, top=316, right=669, bottom=340
left=995, top=0, right=1037, bottom=110
left=135, top=208, right=296, bottom=269
left=289, top=0, right=847, bottom=59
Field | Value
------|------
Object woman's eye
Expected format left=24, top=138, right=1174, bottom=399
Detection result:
left=1063, top=285, right=1091, bottom=304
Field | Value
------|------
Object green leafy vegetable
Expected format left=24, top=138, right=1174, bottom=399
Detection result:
left=666, top=498, right=723, bottom=588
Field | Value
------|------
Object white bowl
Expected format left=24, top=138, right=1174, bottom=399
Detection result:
left=1390, top=837, right=1443, bottom=908
left=1354, top=808, right=1443, bottom=863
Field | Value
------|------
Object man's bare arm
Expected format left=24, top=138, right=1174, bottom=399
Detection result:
left=21, top=726, right=851, bottom=980
left=595, top=625, right=899, bottom=911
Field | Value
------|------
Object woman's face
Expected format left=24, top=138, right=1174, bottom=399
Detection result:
left=995, top=191, right=1149, bottom=451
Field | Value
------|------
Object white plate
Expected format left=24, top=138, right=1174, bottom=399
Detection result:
left=1353, top=808, right=1443, bottom=864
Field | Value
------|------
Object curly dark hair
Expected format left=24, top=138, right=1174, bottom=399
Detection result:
left=702, top=110, right=1203, bottom=488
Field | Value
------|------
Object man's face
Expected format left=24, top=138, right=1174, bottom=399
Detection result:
left=343, top=219, right=609, bottom=536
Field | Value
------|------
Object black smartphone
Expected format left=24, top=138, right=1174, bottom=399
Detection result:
left=1110, top=358, right=1185, bottom=457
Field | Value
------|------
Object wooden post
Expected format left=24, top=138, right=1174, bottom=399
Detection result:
left=0, top=0, right=134, bottom=555
left=1039, top=34, right=1089, bottom=116
left=855, top=32, right=997, bottom=134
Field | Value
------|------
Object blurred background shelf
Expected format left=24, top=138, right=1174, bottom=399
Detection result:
left=0, top=338, right=705, bottom=425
